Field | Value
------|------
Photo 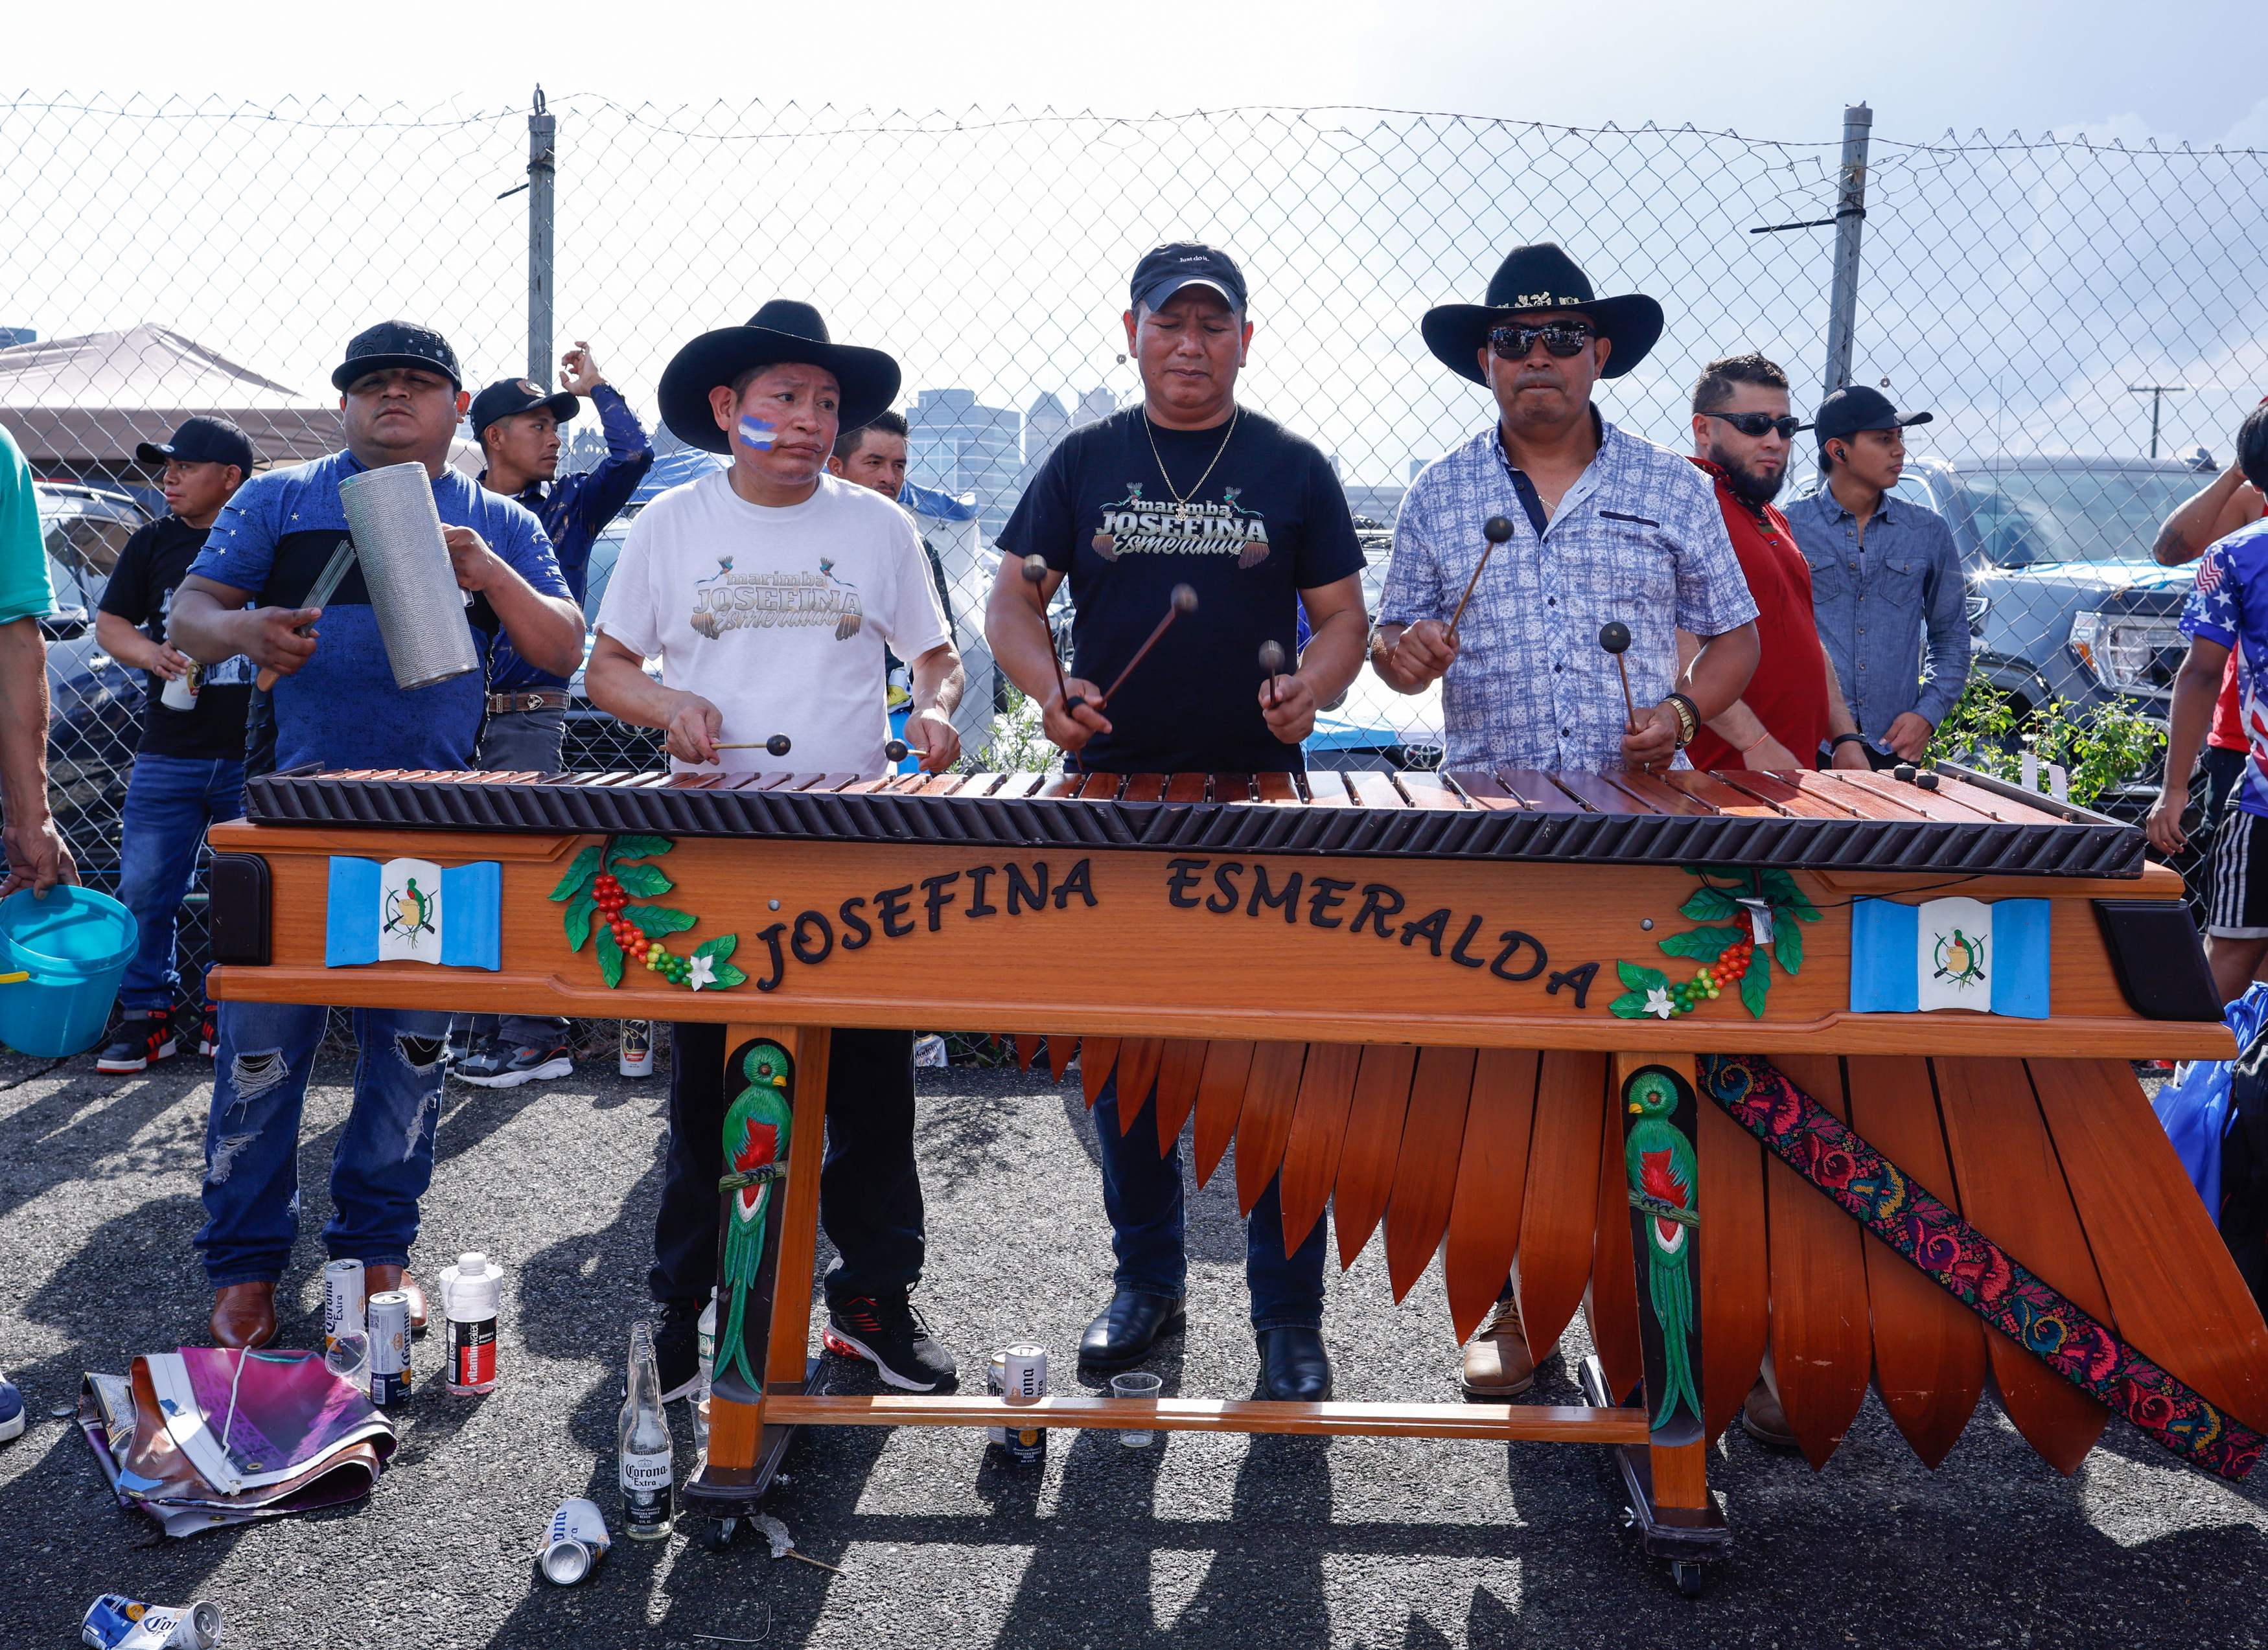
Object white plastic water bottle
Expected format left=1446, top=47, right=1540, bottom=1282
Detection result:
left=439, top=1252, right=501, bottom=1394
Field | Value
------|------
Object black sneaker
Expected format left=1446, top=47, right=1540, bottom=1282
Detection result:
left=96, top=1011, right=176, bottom=1075
left=198, top=1003, right=218, bottom=1059
left=654, top=1297, right=704, bottom=1404
left=824, top=1291, right=958, bottom=1392
left=455, top=1041, right=573, bottom=1090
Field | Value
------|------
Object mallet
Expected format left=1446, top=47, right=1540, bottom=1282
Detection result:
left=1446, top=515, right=1515, bottom=640
left=1069, top=584, right=1198, bottom=715
left=712, top=733, right=795, bottom=755
left=1598, top=621, right=1640, bottom=735
left=1021, top=555, right=1072, bottom=713
left=1258, top=639, right=1286, bottom=709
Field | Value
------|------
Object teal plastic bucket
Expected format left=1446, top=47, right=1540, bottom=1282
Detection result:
left=0, top=886, right=139, bottom=1058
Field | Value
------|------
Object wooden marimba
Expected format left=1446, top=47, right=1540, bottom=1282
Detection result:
left=205, top=761, right=2268, bottom=1594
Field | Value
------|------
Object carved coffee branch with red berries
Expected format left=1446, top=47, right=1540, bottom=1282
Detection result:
left=1611, top=866, right=1818, bottom=1022
left=550, top=834, right=748, bottom=992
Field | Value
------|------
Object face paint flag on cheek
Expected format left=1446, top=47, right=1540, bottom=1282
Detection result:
left=738, top=415, right=778, bottom=452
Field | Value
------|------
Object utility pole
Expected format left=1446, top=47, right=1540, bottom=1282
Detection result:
left=1821, top=102, right=1872, bottom=403
left=2127, top=384, right=2188, bottom=459
left=526, top=87, right=556, bottom=385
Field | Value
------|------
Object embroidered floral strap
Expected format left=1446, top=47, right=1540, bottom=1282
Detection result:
left=1696, top=1054, right=2263, bottom=1482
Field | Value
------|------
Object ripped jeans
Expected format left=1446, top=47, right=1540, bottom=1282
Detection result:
left=194, top=1000, right=453, bottom=1287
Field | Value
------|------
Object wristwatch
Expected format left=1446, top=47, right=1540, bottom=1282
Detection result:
left=1665, top=693, right=1700, bottom=749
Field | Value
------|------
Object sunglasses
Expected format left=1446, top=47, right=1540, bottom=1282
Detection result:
left=1487, top=321, right=1597, bottom=360
left=1701, top=410, right=1803, bottom=440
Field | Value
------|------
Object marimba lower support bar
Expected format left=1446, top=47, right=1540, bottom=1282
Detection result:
left=764, top=1391, right=1652, bottom=1445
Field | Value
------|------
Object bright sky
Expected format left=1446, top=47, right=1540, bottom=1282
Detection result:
left=18, top=0, right=2268, bottom=148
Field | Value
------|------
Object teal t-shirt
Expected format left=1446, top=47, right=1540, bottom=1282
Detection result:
left=0, top=426, right=54, bottom=624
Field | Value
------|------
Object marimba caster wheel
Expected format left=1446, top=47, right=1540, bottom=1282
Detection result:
left=1671, top=1560, right=1707, bottom=1599
left=704, top=1515, right=742, bottom=1553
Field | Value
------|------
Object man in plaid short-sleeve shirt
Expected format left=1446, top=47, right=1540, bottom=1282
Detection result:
left=1374, top=244, right=1758, bottom=777
left=1372, top=242, right=1761, bottom=1404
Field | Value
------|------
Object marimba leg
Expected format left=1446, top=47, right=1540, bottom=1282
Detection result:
left=1582, top=1052, right=1726, bottom=1596
left=689, top=1024, right=833, bottom=1518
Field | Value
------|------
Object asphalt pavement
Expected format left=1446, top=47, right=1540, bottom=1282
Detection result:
left=3, top=1043, right=2267, bottom=1649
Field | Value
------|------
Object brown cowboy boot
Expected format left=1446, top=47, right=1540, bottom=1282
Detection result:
left=1460, top=1294, right=1537, bottom=1398
left=1739, top=1378, right=1802, bottom=1452
left=209, top=1281, right=277, bottom=1349
left=362, top=1264, right=428, bottom=1335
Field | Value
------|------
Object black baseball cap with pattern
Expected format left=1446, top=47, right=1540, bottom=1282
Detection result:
left=469, top=376, right=580, bottom=440
left=134, top=415, right=255, bottom=475
left=1129, top=243, right=1248, bottom=315
left=330, top=320, right=463, bottom=392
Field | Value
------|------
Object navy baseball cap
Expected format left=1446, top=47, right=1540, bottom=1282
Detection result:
left=1129, top=243, right=1248, bottom=315
left=469, top=376, right=580, bottom=441
left=135, top=415, right=255, bottom=476
left=1810, top=385, right=1933, bottom=449
left=330, top=320, right=463, bottom=392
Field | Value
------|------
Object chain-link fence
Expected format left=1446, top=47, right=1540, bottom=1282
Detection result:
left=6, top=92, right=2267, bottom=1022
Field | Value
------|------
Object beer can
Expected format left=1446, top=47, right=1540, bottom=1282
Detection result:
left=535, top=1496, right=612, bottom=1585
left=999, top=1344, right=1047, bottom=1466
left=80, top=1593, right=223, bottom=1649
left=618, top=1019, right=654, bottom=1078
left=367, top=1289, right=413, bottom=1406
left=159, top=663, right=200, bottom=713
left=321, top=1257, right=365, bottom=1355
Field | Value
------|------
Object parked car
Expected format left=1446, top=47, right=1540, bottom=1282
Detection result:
left=32, top=481, right=152, bottom=884
left=1829, top=453, right=2212, bottom=816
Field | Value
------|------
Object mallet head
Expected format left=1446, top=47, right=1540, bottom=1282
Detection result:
left=1170, top=584, right=1199, bottom=615
left=1258, top=640, right=1286, bottom=677
left=1598, top=621, right=1632, bottom=656
left=883, top=738, right=909, bottom=763
left=1483, top=514, right=1514, bottom=545
left=1021, top=554, right=1049, bottom=586
left=765, top=733, right=792, bottom=758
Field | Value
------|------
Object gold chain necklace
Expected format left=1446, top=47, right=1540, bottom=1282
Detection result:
left=1142, top=404, right=1239, bottom=507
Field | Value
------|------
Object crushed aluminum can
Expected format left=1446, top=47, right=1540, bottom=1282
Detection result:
left=536, top=1496, right=612, bottom=1585
left=81, top=1594, right=223, bottom=1649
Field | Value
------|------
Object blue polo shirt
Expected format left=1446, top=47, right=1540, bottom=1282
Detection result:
left=187, top=449, right=568, bottom=773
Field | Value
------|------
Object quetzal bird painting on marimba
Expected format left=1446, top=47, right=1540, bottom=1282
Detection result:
left=717, top=1040, right=793, bottom=1393
left=1626, top=1067, right=1704, bottom=1438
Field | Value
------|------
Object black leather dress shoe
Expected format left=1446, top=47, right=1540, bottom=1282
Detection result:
left=1079, top=1288, right=1185, bottom=1369
left=1257, top=1326, right=1332, bottom=1401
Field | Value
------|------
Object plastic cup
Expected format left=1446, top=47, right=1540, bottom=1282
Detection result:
left=1111, top=1370, right=1163, bottom=1448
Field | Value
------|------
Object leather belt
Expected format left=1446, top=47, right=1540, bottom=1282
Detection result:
left=487, top=690, right=571, bottom=714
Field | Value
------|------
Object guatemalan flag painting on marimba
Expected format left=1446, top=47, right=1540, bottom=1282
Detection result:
left=1847, top=895, right=2052, bottom=1018
left=323, top=856, right=503, bottom=970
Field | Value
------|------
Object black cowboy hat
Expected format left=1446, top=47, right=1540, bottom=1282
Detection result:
left=658, top=299, right=902, bottom=454
left=1420, top=243, right=1665, bottom=384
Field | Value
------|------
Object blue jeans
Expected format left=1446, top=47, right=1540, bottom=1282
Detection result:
left=115, top=753, right=245, bottom=1014
left=1093, top=1073, right=1326, bottom=1333
left=194, top=1000, right=452, bottom=1287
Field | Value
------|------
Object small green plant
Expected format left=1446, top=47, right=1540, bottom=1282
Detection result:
left=960, top=685, right=1054, bottom=775
left=1926, top=680, right=2166, bottom=809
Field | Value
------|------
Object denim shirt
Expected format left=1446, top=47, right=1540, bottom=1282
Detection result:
left=487, top=383, right=654, bottom=692
left=1784, top=483, right=1971, bottom=739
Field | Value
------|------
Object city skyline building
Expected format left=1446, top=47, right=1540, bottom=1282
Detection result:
left=907, top=385, right=1023, bottom=536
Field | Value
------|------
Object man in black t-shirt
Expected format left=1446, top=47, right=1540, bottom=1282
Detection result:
left=986, top=244, right=1368, bottom=1401
left=92, top=417, right=257, bottom=1073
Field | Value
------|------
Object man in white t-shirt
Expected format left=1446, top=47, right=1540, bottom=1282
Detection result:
left=589, top=299, right=966, bottom=1396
